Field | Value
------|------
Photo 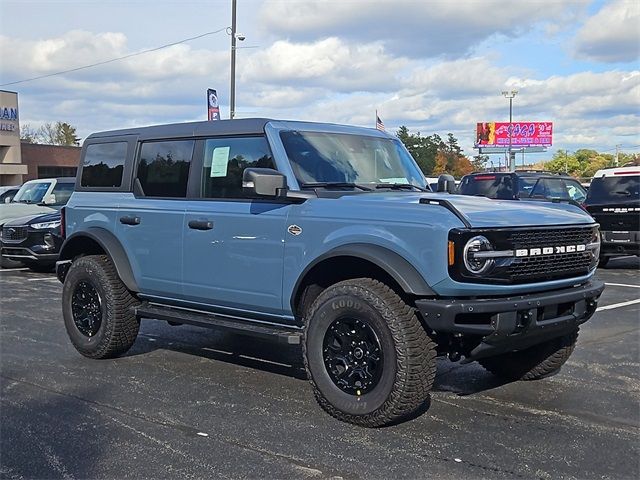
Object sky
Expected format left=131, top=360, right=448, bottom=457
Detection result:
left=0, top=0, right=638, bottom=161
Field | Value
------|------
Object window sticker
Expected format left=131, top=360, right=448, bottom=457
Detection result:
left=210, top=147, right=230, bottom=177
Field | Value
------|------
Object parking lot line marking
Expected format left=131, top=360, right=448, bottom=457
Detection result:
left=597, top=299, right=640, bottom=311
left=605, top=283, right=640, bottom=289
left=0, top=267, right=28, bottom=272
left=25, top=277, right=59, bottom=282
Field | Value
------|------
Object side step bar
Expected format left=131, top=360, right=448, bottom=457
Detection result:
left=135, top=303, right=302, bottom=345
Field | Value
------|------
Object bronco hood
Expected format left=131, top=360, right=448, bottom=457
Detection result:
left=339, top=192, right=594, bottom=228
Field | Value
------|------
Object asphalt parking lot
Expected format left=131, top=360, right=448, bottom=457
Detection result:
left=1, top=258, right=638, bottom=480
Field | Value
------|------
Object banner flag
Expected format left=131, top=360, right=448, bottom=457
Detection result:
left=207, top=89, right=220, bottom=121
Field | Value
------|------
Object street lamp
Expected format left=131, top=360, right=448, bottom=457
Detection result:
left=228, top=0, right=246, bottom=119
left=501, top=90, right=518, bottom=172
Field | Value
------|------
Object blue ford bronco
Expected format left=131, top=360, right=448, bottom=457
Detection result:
left=57, top=119, right=604, bottom=427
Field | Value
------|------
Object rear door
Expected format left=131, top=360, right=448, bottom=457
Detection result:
left=117, top=139, right=195, bottom=298
left=181, top=136, right=289, bottom=317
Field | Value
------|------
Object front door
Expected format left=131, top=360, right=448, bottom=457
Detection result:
left=181, top=136, right=289, bottom=317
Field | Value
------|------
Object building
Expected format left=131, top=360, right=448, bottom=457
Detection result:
left=0, top=90, right=81, bottom=186
left=20, top=143, right=80, bottom=182
left=0, top=90, right=27, bottom=186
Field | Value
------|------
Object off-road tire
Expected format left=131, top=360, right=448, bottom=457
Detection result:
left=303, top=278, right=436, bottom=427
left=479, top=330, right=579, bottom=381
left=62, top=255, right=140, bottom=359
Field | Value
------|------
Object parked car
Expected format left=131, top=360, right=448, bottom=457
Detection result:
left=457, top=171, right=588, bottom=204
left=0, top=212, right=62, bottom=272
left=0, top=186, right=20, bottom=204
left=584, top=166, right=640, bottom=266
left=0, top=177, right=74, bottom=268
left=56, top=119, right=602, bottom=427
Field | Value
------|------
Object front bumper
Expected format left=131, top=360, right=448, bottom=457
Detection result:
left=415, top=279, right=604, bottom=361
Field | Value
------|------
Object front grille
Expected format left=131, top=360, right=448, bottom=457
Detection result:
left=508, top=251, right=593, bottom=281
left=2, top=226, right=28, bottom=242
left=449, top=225, right=598, bottom=284
left=507, top=227, right=594, bottom=249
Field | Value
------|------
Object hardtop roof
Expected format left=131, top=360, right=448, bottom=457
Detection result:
left=86, top=118, right=273, bottom=140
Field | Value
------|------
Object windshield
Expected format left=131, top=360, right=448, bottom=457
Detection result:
left=587, top=176, right=640, bottom=203
left=12, top=182, right=52, bottom=204
left=280, top=131, right=426, bottom=188
left=458, top=174, right=516, bottom=199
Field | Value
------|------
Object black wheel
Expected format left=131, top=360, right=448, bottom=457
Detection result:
left=62, top=255, right=140, bottom=359
left=479, top=330, right=579, bottom=381
left=598, top=256, right=609, bottom=268
left=24, top=261, right=55, bottom=273
left=303, top=278, right=436, bottom=427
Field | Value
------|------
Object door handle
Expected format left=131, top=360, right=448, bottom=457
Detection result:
left=119, top=216, right=140, bottom=225
left=188, top=220, right=214, bottom=231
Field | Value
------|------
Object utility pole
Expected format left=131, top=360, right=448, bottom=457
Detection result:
left=230, top=0, right=237, bottom=119
left=615, top=144, right=621, bottom=167
left=502, top=90, right=518, bottom=172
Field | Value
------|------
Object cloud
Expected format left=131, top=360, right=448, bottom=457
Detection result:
left=257, top=0, right=589, bottom=58
left=240, top=38, right=407, bottom=92
left=573, top=0, right=640, bottom=63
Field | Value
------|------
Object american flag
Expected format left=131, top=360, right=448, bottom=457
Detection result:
left=376, top=113, right=385, bottom=131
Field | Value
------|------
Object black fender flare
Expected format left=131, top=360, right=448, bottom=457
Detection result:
left=59, top=227, right=139, bottom=292
left=291, top=243, right=435, bottom=310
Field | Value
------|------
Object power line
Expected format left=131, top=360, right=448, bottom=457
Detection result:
left=0, top=27, right=227, bottom=87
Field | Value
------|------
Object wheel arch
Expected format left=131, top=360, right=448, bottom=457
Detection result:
left=59, top=227, right=139, bottom=292
left=291, top=243, right=435, bottom=317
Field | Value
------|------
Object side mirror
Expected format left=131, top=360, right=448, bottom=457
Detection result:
left=42, top=193, right=56, bottom=205
left=437, top=174, right=456, bottom=194
left=243, top=168, right=287, bottom=197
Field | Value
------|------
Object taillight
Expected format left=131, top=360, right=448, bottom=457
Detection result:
left=60, top=207, right=66, bottom=239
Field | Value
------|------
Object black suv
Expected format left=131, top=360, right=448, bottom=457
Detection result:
left=1, top=212, right=62, bottom=272
left=584, top=167, right=640, bottom=266
left=458, top=171, right=587, bottom=203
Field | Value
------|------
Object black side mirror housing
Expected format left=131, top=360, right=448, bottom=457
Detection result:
left=437, top=174, right=456, bottom=194
left=243, top=168, right=287, bottom=197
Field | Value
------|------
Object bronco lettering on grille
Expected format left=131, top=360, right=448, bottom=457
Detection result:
left=515, top=244, right=587, bottom=257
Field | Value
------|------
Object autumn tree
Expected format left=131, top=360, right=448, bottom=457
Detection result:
left=396, top=127, right=471, bottom=177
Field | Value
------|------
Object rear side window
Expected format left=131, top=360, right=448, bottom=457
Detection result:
left=81, top=142, right=127, bottom=188
left=137, top=140, right=194, bottom=197
left=201, top=136, right=274, bottom=199
left=458, top=174, right=515, bottom=199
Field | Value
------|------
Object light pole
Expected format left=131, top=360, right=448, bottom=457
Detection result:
left=228, top=0, right=246, bottom=119
left=501, top=90, right=518, bottom=172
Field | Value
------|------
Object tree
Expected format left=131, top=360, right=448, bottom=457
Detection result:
left=396, top=127, right=471, bottom=177
left=19, top=124, right=38, bottom=143
left=472, top=154, right=489, bottom=172
left=19, top=121, right=81, bottom=146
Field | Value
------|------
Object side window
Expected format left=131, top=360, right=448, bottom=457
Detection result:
left=81, top=142, right=127, bottom=188
left=51, top=182, right=74, bottom=205
left=137, top=140, right=194, bottom=198
left=201, top=136, right=275, bottom=199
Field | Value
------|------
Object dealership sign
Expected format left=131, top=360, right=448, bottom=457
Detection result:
left=475, top=122, right=553, bottom=147
left=0, top=106, right=18, bottom=132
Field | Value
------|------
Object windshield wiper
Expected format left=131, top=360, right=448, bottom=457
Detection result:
left=300, top=182, right=373, bottom=191
left=375, top=183, right=429, bottom=192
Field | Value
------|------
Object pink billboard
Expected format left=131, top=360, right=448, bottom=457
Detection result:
left=475, top=122, right=553, bottom=147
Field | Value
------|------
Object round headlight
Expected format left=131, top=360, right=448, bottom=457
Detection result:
left=463, top=235, right=494, bottom=275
